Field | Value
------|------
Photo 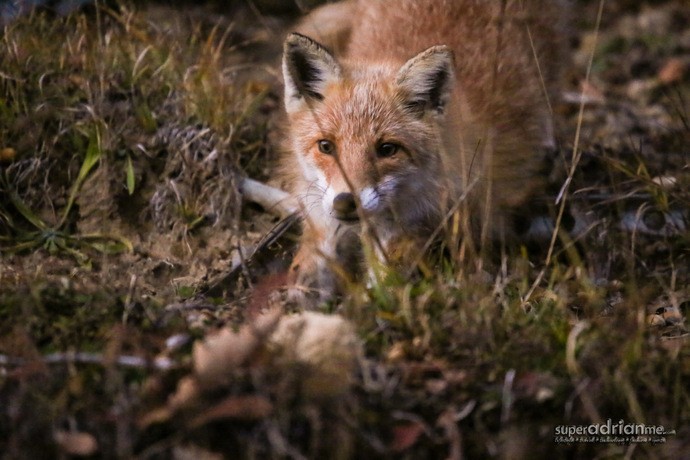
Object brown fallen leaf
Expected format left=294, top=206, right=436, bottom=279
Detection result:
left=139, top=377, right=202, bottom=428
left=169, top=376, right=202, bottom=411
left=386, top=341, right=407, bottom=362
left=390, top=421, right=426, bottom=453
left=53, top=430, right=98, bottom=457
left=139, top=406, right=174, bottom=429
left=189, top=394, right=273, bottom=428
left=658, top=57, right=685, bottom=84
left=0, top=147, right=16, bottom=163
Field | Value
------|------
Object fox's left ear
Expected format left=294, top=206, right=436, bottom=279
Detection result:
left=283, top=33, right=342, bottom=114
left=396, top=46, right=454, bottom=116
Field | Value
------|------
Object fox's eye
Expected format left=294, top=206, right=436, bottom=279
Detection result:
left=317, top=139, right=335, bottom=155
left=376, top=142, right=399, bottom=158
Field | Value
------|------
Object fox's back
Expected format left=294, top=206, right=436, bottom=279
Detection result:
left=345, top=0, right=567, bottom=210
left=347, top=0, right=565, bottom=108
left=280, top=0, right=570, bottom=299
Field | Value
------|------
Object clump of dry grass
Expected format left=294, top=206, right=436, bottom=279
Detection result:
left=0, top=3, right=273, bottom=254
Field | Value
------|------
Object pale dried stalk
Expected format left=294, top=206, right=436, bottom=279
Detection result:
left=239, top=177, right=298, bottom=219
left=0, top=352, right=175, bottom=370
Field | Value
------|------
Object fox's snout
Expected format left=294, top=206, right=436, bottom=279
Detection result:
left=329, top=184, right=387, bottom=222
left=332, top=192, right=358, bottom=222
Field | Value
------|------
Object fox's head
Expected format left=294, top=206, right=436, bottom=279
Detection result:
left=282, top=33, right=455, bottom=235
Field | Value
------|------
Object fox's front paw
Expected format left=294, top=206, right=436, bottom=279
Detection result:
left=379, top=234, right=433, bottom=276
left=287, top=226, right=363, bottom=307
left=286, top=247, right=336, bottom=308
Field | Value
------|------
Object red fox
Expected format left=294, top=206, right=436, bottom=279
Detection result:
left=280, top=0, right=568, bottom=300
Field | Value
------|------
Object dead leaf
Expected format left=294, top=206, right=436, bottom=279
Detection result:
left=658, top=57, right=685, bottom=84
left=386, top=341, right=407, bottom=362
left=139, top=406, right=174, bottom=429
left=0, top=147, right=16, bottom=163
left=53, top=430, right=98, bottom=456
left=390, top=421, right=425, bottom=452
left=169, top=376, right=202, bottom=411
left=425, top=378, right=448, bottom=395
left=189, top=394, right=273, bottom=428
left=400, top=361, right=445, bottom=386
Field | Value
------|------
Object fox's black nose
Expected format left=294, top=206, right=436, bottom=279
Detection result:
left=333, top=192, right=358, bottom=221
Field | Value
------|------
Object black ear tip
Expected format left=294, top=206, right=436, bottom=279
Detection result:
left=287, top=32, right=311, bottom=42
left=284, top=33, right=303, bottom=52
left=284, top=32, right=320, bottom=53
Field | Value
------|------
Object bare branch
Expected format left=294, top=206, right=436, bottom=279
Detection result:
left=0, top=352, right=176, bottom=371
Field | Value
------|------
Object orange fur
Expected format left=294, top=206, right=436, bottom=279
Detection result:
left=281, top=0, right=568, bottom=302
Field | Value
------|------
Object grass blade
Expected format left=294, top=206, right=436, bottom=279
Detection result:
left=8, top=191, right=48, bottom=231
left=60, top=127, right=103, bottom=227
left=126, top=154, right=136, bottom=195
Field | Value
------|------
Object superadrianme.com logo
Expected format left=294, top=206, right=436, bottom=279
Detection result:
left=554, top=419, right=676, bottom=444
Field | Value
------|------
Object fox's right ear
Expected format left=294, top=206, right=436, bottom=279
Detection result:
left=282, top=33, right=342, bottom=114
left=396, top=45, right=454, bottom=116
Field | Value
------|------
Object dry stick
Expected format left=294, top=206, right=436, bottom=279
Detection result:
left=0, top=352, right=175, bottom=371
left=523, top=0, right=606, bottom=305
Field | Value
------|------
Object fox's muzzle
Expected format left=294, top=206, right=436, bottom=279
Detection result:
left=332, top=192, right=359, bottom=222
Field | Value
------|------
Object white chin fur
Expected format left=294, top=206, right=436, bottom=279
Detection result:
left=323, top=186, right=337, bottom=216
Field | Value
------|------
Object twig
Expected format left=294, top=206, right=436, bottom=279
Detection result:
left=204, top=213, right=301, bottom=297
left=501, top=369, right=516, bottom=425
left=0, top=352, right=176, bottom=371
